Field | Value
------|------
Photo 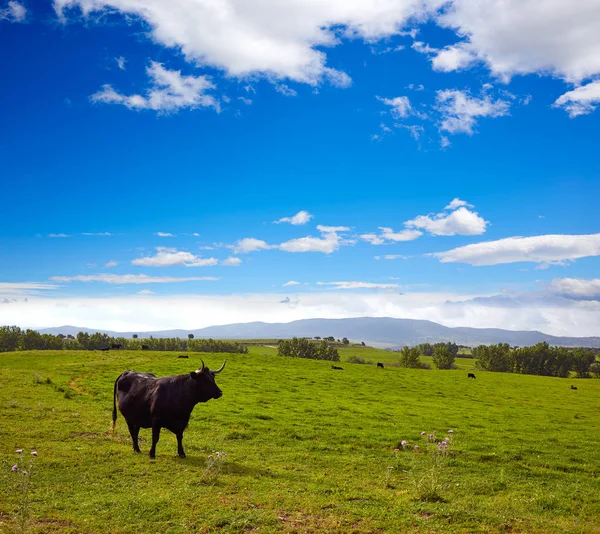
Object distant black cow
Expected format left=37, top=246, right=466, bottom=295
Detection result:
left=98, top=346, right=110, bottom=351
left=141, top=345, right=150, bottom=351
left=331, top=365, right=343, bottom=370
left=111, top=360, right=226, bottom=459
left=468, top=373, right=476, bottom=379
left=111, top=343, right=123, bottom=350
left=571, top=385, right=578, bottom=390
left=178, top=355, right=189, bottom=359
left=377, top=362, right=384, bottom=368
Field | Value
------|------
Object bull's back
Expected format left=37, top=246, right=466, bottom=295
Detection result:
left=116, top=371, right=157, bottom=428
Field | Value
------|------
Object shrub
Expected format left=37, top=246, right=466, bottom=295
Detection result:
left=278, top=338, right=339, bottom=361
left=432, top=344, right=455, bottom=370
left=347, top=355, right=372, bottom=365
left=398, top=346, right=422, bottom=368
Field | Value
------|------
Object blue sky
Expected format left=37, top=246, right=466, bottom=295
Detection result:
left=1, top=0, right=599, bottom=334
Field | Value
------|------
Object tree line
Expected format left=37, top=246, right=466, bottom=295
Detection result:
left=473, top=342, right=598, bottom=378
left=396, top=341, right=599, bottom=377
left=0, top=326, right=248, bottom=354
left=278, top=338, right=340, bottom=361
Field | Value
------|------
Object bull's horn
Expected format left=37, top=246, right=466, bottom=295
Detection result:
left=196, top=359, right=206, bottom=373
left=212, top=360, right=226, bottom=374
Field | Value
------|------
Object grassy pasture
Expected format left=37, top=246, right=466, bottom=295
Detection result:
left=1, top=349, right=599, bottom=533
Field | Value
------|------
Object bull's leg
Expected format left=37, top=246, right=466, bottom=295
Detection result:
left=176, top=432, right=186, bottom=459
left=149, top=424, right=161, bottom=459
left=127, top=423, right=141, bottom=453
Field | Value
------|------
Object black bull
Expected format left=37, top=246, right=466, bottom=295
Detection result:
left=111, top=360, right=225, bottom=459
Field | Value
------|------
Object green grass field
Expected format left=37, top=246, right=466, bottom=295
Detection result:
left=1, top=348, right=599, bottom=533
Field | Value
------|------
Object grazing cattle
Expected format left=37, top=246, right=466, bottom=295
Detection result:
left=141, top=345, right=150, bottom=351
left=178, top=355, right=189, bottom=359
left=468, top=373, right=476, bottom=379
left=571, top=385, right=578, bottom=390
left=112, top=360, right=226, bottom=459
left=331, top=365, right=343, bottom=370
left=377, top=362, right=384, bottom=368
left=111, top=343, right=123, bottom=350
left=98, top=346, right=110, bottom=351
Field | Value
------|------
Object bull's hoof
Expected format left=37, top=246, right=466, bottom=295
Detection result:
left=133, top=447, right=141, bottom=453
left=178, top=453, right=186, bottom=459
left=149, top=453, right=156, bottom=460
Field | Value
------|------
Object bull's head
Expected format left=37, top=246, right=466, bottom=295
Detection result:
left=190, top=360, right=226, bottom=402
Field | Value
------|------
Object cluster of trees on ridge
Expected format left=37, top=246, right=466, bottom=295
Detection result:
left=277, top=337, right=340, bottom=361
left=401, top=342, right=598, bottom=377
left=0, top=326, right=247, bottom=354
left=472, top=342, right=598, bottom=378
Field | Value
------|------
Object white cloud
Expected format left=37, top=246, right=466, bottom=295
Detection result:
left=377, top=96, right=413, bottom=119
left=553, top=80, right=600, bottom=118
left=274, top=210, right=314, bottom=225
left=82, top=232, right=114, bottom=236
left=238, top=96, right=252, bottom=105
left=155, top=232, right=175, bottom=237
left=232, top=238, right=273, bottom=254
left=104, top=260, right=118, bottom=268
left=360, top=233, right=386, bottom=245
left=317, top=281, right=398, bottom=290
left=444, top=198, right=472, bottom=210
left=48, top=233, right=70, bottom=238
left=396, top=124, right=425, bottom=140
left=0, top=282, right=58, bottom=296
left=279, top=225, right=350, bottom=254
left=115, top=56, right=126, bottom=70
left=49, top=274, right=219, bottom=284
left=132, top=248, right=219, bottom=267
left=533, top=260, right=571, bottom=271
left=221, top=257, right=242, bottom=266
left=440, top=136, right=451, bottom=148
left=374, top=255, right=407, bottom=260
left=436, top=0, right=600, bottom=83
left=406, top=206, right=488, bottom=236
left=361, top=227, right=422, bottom=245
left=547, top=278, right=600, bottom=301
left=432, top=233, right=600, bottom=266
left=91, top=62, right=218, bottom=113
left=283, top=280, right=301, bottom=286
left=56, top=0, right=442, bottom=86
left=3, top=289, right=600, bottom=337
left=379, top=227, right=423, bottom=242
left=435, top=89, right=510, bottom=134
left=137, top=289, right=154, bottom=295
left=274, top=84, right=297, bottom=97
left=431, top=43, right=477, bottom=72
left=1, top=1, right=27, bottom=22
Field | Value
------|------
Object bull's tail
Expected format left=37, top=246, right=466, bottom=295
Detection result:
left=110, top=373, right=122, bottom=434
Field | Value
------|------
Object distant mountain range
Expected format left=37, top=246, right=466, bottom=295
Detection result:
left=37, top=317, right=600, bottom=348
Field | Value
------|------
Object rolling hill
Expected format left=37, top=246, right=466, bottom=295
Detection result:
left=37, top=317, right=600, bottom=348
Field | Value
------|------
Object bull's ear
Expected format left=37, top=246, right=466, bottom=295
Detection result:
left=190, top=372, right=197, bottom=379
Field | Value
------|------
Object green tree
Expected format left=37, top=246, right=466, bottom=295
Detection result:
left=418, top=343, right=433, bottom=356
left=188, top=333, right=194, bottom=340
left=474, top=343, right=513, bottom=372
left=342, top=337, right=349, bottom=345
left=0, top=326, right=22, bottom=352
left=278, top=338, right=339, bottom=361
left=590, top=362, right=600, bottom=378
left=432, top=344, right=455, bottom=369
left=132, top=334, right=138, bottom=339
left=571, top=349, right=596, bottom=378
left=398, top=346, right=422, bottom=368
left=22, top=329, right=44, bottom=350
